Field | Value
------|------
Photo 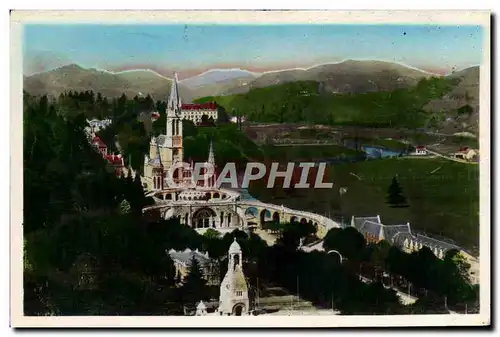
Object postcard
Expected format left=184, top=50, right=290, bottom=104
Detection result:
left=11, top=10, right=491, bottom=328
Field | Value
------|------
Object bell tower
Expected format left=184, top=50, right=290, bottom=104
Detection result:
left=166, top=72, right=184, bottom=164
left=164, top=73, right=184, bottom=184
left=217, top=238, right=249, bottom=316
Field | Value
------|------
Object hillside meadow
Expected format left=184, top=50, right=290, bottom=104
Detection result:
left=249, top=157, right=479, bottom=252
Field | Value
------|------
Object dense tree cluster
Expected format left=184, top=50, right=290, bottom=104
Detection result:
left=321, top=227, right=479, bottom=313
left=180, top=122, right=264, bottom=169
left=57, top=91, right=155, bottom=120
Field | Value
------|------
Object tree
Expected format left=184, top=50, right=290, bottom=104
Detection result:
left=203, top=228, right=221, bottom=240
left=323, top=227, right=366, bottom=261
left=182, top=119, right=198, bottom=138
left=323, top=228, right=342, bottom=253
left=369, top=240, right=392, bottom=269
left=181, top=256, right=207, bottom=305
left=386, top=176, right=409, bottom=208
left=445, top=249, right=471, bottom=284
left=411, top=293, right=448, bottom=314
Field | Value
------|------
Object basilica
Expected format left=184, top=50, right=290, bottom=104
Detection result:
left=142, top=73, right=188, bottom=191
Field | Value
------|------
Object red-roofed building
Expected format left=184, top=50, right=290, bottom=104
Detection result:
left=181, top=102, right=218, bottom=125
left=104, top=154, right=125, bottom=177
left=92, top=136, right=108, bottom=156
left=413, top=145, right=427, bottom=156
left=151, top=113, right=161, bottom=121
left=453, top=147, right=478, bottom=161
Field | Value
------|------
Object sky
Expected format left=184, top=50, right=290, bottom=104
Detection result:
left=23, top=24, right=484, bottom=78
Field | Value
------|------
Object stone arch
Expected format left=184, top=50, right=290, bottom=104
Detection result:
left=245, top=207, right=258, bottom=219
left=290, top=216, right=298, bottom=223
left=205, top=192, right=211, bottom=200
left=214, top=192, right=220, bottom=199
left=165, top=193, right=172, bottom=200
left=232, top=303, right=245, bottom=316
left=307, top=220, right=313, bottom=226
left=192, top=207, right=217, bottom=229
left=272, top=211, right=280, bottom=224
left=163, top=208, right=174, bottom=220
left=300, top=218, right=307, bottom=224
left=260, top=209, right=270, bottom=226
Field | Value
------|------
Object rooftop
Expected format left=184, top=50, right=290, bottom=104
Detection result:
left=92, top=136, right=107, bottom=148
left=104, top=154, right=123, bottom=165
left=167, top=248, right=211, bottom=266
left=182, top=102, right=217, bottom=110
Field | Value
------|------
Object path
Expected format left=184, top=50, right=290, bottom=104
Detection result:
left=254, top=228, right=278, bottom=245
left=273, top=142, right=339, bottom=147
left=426, top=148, right=478, bottom=165
left=359, top=275, right=418, bottom=305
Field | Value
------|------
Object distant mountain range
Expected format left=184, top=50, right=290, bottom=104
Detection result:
left=24, top=64, right=194, bottom=102
left=23, top=60, right=450, bottom=101
left=23, top=60, right=479, bottom=132
left=424, top=66, right=480, bottom=134
left=235, top=60, right=437, bottom=94
left=22, top=61, right=480, bottom=134
left=179, top=69, right=259, bottom=88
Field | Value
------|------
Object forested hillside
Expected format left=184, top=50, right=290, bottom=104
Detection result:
left=195, top=77, right=460, bottom=129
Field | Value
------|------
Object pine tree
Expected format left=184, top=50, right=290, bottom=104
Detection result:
left=181, top=256, right=207, bottom=304
left=386, top=176, right=408, bottom=208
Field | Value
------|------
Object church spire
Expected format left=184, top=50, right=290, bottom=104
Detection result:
left=155, top=141, right=163, bottom=167
left=167, top=72, right=182, bottom=115
left=206, top=140, right=216, bottom=188
left=208, top=139, right=215, bottom=167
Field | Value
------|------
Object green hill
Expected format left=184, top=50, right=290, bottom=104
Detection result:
left=249, top=157, right=479, bottom=251
left=195, top=77, right=459, bottom=129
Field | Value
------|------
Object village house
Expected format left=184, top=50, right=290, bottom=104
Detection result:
left=167, top=248, right=220, bottom=286
left=453, top=147, right=479, bottom=161
left=85, top=118, right=112, bottom=136
left=412, top=145, right=428, bottom=156
left=103, top=154, right=125, bottom=177
left=91, top=136, right=108, bottom=156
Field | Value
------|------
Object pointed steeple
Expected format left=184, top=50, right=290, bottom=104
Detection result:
left=155, top=141, right=163, bottom=167
left=208, top=139, right=215, bottom=167
left=167, top=72, right=181, bottom=115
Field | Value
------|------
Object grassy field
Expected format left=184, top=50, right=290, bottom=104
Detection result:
left=249, top=157, right=479, bottom=251
left=261, top=144, right=364, bottom=162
